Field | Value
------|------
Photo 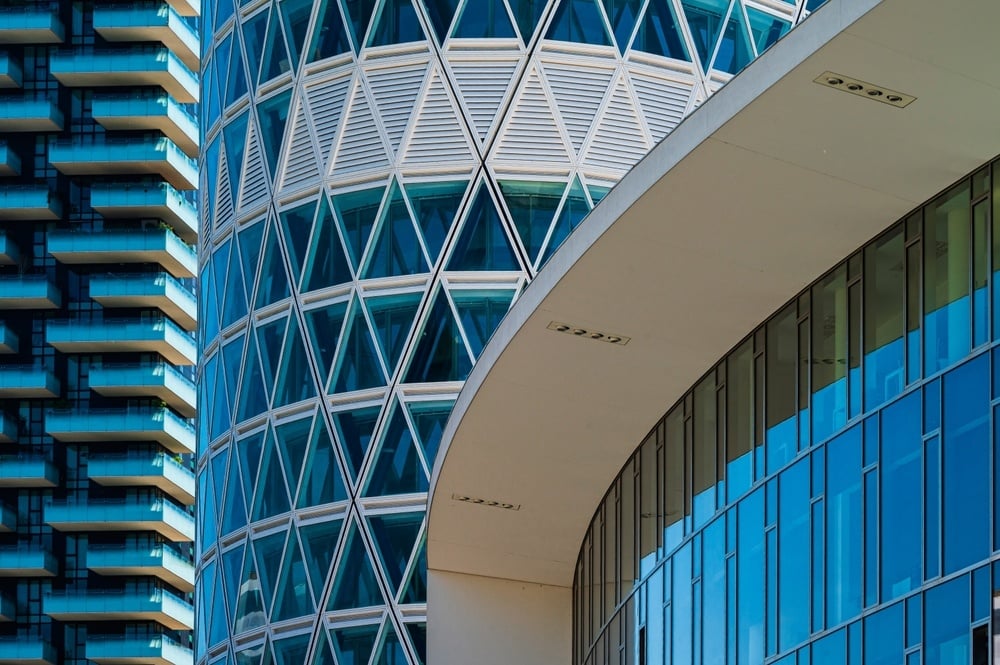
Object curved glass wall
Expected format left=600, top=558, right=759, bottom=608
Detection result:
left=197, top=1, right=815, bottom=664
left=573, top=159, right=1000, bottom=665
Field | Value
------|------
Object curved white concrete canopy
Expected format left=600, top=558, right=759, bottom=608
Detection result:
left=428, top=0, right=1000, bottom=650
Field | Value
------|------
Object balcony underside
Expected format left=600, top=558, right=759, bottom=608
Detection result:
left=90, top=195, right=197, bottom=244
left=90, top=290, right=196, bottom=333
left=46, top=517, right=192, bottom=543
left=93, top=114, right=197, bottom=159
left=89, top=471, right=195, bottom=505
left=50, top=69, right=196, bottom=104
left=48, top=338, right=194, bottom=366
left=49, top=157, right=196, bottom=191
left=93, top=26, right=198, bottom=72
left=87, top=562, right=193, bottom=592
left=44, top=608, right=191, bottom=631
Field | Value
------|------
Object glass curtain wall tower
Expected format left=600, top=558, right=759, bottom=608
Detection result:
left=196, top=1, right=815, bottom=664
left=0, top=0, right=201, bottom=664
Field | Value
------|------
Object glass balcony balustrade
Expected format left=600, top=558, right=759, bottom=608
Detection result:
left=0, top=142, right=20, bottom=176
left=0, top=413, right=17, bottom=443
left=48, top=228, right=196, bottom=278
left=90, top=182, right=198, bottom=243
left=0, top=505, right=17, bottom=532
left=44, top=495, right=195, bottom=542
left=86, top=634, right=193, bottom=665
left=90, top=273, right=197, bottom=332
left=88, top=450, right=195, bottom=504
left=0, top=5, right=64, bottom=43
left=0, top=456, right=58, bottom=488
left=0, top=595, right=13, bottom=621
left=0, top=186, right=62, bottom=220
left=0, top=544, right=57, bottom=577
left=0, top=97, right=62, bottom=132
left=46, top=316, right=196, bottom=365
left=87, top=542, right=195, bottom=591
left=43, top=587, right=194, bottom=630
left=0, top=53, right=21, bottom=88
left=0, top=636, right=57, bottom=665
left=0, top=232, right=18, bottom=266
left=91, top=93, right=198, bottom=158
left=0, top=322, right=18, bottom=354
left=48, top=135, right=197, bottom=190
left=49, top=46, right=197, bottom=103
left=45, top=407, right=196, bottom=453
left=93, top=3, right=199, bottom=71
left=0, top=275, right=60, bottom=309
left=0, top=365, right=60, bottom=398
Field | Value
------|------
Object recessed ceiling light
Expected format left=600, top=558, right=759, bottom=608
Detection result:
left=452, top=493, right=521, bottom=511
left=547, top=321, right=630, bottom=346
left=814, top=71, right=915, bottom=108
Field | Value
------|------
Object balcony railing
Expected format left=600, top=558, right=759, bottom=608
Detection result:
left=44, top=496, right=195, bottom=542
left=44, top=587, right=193, bottom=630
left=0, top=186, right=62, bottom=220
left=91, top=93, right=198, bottom=158
left=46, top=316, right=196, bottom=366
left=90, top=182, right=197, bottom=242
left=0, top=323, right=18, bottom=354
left=0, top=97, right=62, bottom=132
left=90, top=273, right=197, bottom=332
left=86, top=633, right=192, bottom=665
left=0, top=636, right=57, bottom=665
left=48, top=228, right=196, bottom=278
left=0, top=544, right=57, bottom=577
left=48, top=135, right=197, bottom=190
left=93, top=3, right=199, bottom=70
left=87, top=541, right=194, bottom=591
left=0, top=275, right=60, bottom=310
left=0, top=233, right=18, bottom=266
left=0, top=6, right=64, bottom=43
left=0, top=413, right=17, bottom=444
left=49, top=46, right=196, bottom=103
left=0, top=365, right=60, bottom=398
left=88, top=450, right=195, bottom=504
left=0, top=456, right=58, bottom=488
left=0, top=142, right=20, bottom=176
left=45, top=406, right=196, bottom=453
left=0, top=53, right=22, bottom=88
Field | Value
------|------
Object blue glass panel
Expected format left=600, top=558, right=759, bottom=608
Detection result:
left=208, top=448, right=226, bottom=539
left=863, top=470, right=877, bottom=608
left=766, top=305, right=797, bottom=473
left=737, top=489, right=763, bottom=665
left=308, top=0, right=352, bottom=61
left=279, top=199, right=318, bottom=279
left=973, top=565, right=989, bottom=621
left=745, top=6, right=789, bottom=56
left=223, top=240, right=250, bottom=329
left=404, top=290, right=473, bottom=383
left=509, top=0, right=546, bottom=43
left=401, top=537, right=427, bottom=603
left=222, top=445, right=248, bottom=534
left=333, top=406, right=380, bottom=482
left=924, top=434, right=940, bottom=579
left=256, top=317, right=287, bottom=388
left=260, top=9, right=292, bottom=83
left=223, top=112, right=249, bottom=204
left=226, top=27, right=249, bottom=105
left=547, top=0, right=612, bottom=45
left=906, top=594, right=921, bottom=647
left=499, top=180, right=563, bottom=265
left=312, top=631, right=337, bottom=665
left=826, top=425, right=862, bottom=625
left=811, top=499, right=824, bottom=633
left=342, top=0, right=377, bottom=50
left=274, top=416, right=312, bottom=493
left=272, top=633, right=310, bottom=665
left=811, top=628, right=845, bottom=665
left=671, top=542, right=692, bottom=665
left=331, top=623, right=379, bottom=665
left=925, top=575, right=970, bottom=665
left=274, top=319, right=314, bottom=407
left=332, top=303, right=386, bottom=392
left=406, top=624, right=426, bottom=665
left=451, top=289, right=515, bottom=358
left=453, top=0, right=516, bottom=38
left=923, top=378, right=940, bottom=432
left=237, top=431, right=265, bottom=495
left=778, top=459, right=809, bottom=651
left=811, top=267, right=847, bottom=443
left=924, top=182, right=971, bottom=374
left=541, top=177, right=591, bottom=266
left=446, top=185, right=519, bottom=271
left=242, top=8, right=269, bottom=86
left=216, top=0, right=234, bottom=31
left=333, top=186, right=384, bottom=272
left=253, top=530, right=286, bottom=614
left=364, top=404, right=428, bottom=497
left=368, top=0, right=425, bottom=46
left=252, top=436, right=292, bottom=521
left=633, top=0, right=689, bottom=60
left=304, top=301, right=348, bottom=375
left=272, top=528, right=312, bottom=621
left=703, top=518, right=726, bottom=665
left=303, top=197, right=353, bottom=290
left=407, top=400, right=453, bottom=465
left=329, top=525, right=383, bottom=610
left=363, top=182, right=429, bottom=279
left=681, top=0, right=729, bottom=70
left=258, top=90, right=292, bottom=179
left=366, top=292, right=422, bottom=371
left=372, top=622, right=407, bottom=665
left=206, top=41, right=224, bottom=129
left=406, top=180, right=466, bottom=265
left=254, top=224, right=291, bottom=308
left=422, top=0, right=460, bottom=43
left=602, top=0, right=642, bottom=52
left=233, top=547, right=266, bottom=633
left=237, top=339, right=268, bottom=422
left=942, top=355, right=989, bottom=574
left=298, top=421, right=348, bottom=507
left=711, top=6, right=752, bottom=74
left=221, top=544, right=245, bottom=627
left=880, top=392, right=921, bottom=601
left=369, top=511, right=423, bottom=592
left=279, top=0, right=313, bottom=66
left=238, top=219, right=266, bottom=299
left=205, top=135, right=221, bottom=225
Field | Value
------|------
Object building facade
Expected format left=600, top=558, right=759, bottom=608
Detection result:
left=0, top=0, right=200, bottom=664
left=195, top=0, right=814, bottom=663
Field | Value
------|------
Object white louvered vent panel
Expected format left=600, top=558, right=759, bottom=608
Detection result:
left=305, top=74, right=352, bottom=170
left=366, top=62, right=427, bottom=156
left=238, top=121, right=269, bottom=214
left=543, top=63, right=614, bottom=154
left=449, top=59, right=519, bottom=142
left=405, top=71, right=474, bottom=164
left=629, top=70, right=692, bottom=144
left=493, top=69, right=569, bottom=163
left=214, top=149, right=235, bottom=230
left=331, top=81, right=390, bottom=176
left=584, top=77, right=649, bottom=173
left=279, top=98, right=320, bottom=192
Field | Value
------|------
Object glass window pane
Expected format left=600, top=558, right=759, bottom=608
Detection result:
left=727, top=339, right=754, bottom=499
left=924, top=182, right=971, bottom=373
left=925, top=575, right=970, bottom=665
left=693, top=374, right=717, bottom=525
left=864, top=603, right=903, bottom=665
left=737, top=489, right=764, bottom=665
left=880, top=392, right=921, bottom=601
left=826, top=425, right=862, bottom=625
left=778, top=459, right=809, bottom=651
left=664, top=410, right=685, bottom=551
left=812, top=266, right=848, bottom=441
left=864, top=228, right=905, bottom=408
left=766, top=304, right=797, bottom=472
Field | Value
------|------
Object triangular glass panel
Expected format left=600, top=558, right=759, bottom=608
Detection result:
left=546, top=0, right=612, bottom=46
left=274, top=415, right=313, bottom=496
left=400, top=536, right=427, bottom=603
left=206, top=37, right=226, bottom=129
left=404, top=180, right=466, bottom=265
left=302, top=196, right=352, bottom=291
left=509, top=0, right=548, bottom=44
left=332, top=406, right=380, bottom=482
left=207, top=449, right=226, bottom=541
left=256, top=316, right=288, bottom=391
left=254, top=223, right=291, bottom=309
left=202, top=255, right=220, bottom=348
left=589, top=184, right=611, bottom=204
left=236, top=337, right=269, bottom=423
left=279, top=200, right=317, bottom=279
left=603, top=0, right=643, bottom=52
left=540, top=177, right=591, bottom=266
left=710, top=3, right=752, bottom=74
left=221, top=444, right=248, bottom=534
left=298, top=420, right=348, bottom=508
left=499, top=179, right=563, bottom=265
left=237, top=430, right=266, bottom=493
left=333, top=186, right=384, bottom=273
left=422, top=0, right=460, bottom=43
left=199, top=463, right=216, bottom=549
left=311, top=630, right=337, bottom=665
left=201, top=560, right=218, bottom=653
left=445, top=184, right=519, bottom=271
left=331, top=623, right=380, bottom=665
left=233, top=542, right=266, bottom=634
left=451, top=288, right=514, bottom=359
left=452, top=0, right=516, bottom=38
left=299, top=518, right=343, bottom=599
left=210, top=240, right=231, bottom=344
left=206, top=355, right=229, bottom=442
left=279, top=0, right=313, bottom=67
left=405, top=624, right=427, bottom=665
left=272, top=632, right=311, bottom=665
left=216, top=0, right=234, bottom=32
left=303, top=300, right=349, bottom=376
left=204, top=136, right=221, bottom=226
left=372, top=620, right=408, bottom=665
left=273, top=318, right=315, bottom=407
left=221, top=543, right=246, bottom=626
left=365, top=292, right=422, bottom=372
left=363, top=402, right=428, bottom=497
left=682, top=0, right=729, bottom=70
left=634, top=0, right=690, bottom=60
left=745, top=5, right=789, bottom=57
left=271, top=526, right=313, bottom=622
left=251, top=432, right=292, bottom=521
left=328, top=523, right=383, bottom=610
left=226, top=27, right=249, bottom=105
left=253, top=529, right=287, bottom=616
left=362, top=181, right=428, bottom=279
left=368, top=511, right=423, bottom=594
left=223, top=112, right=250, bottom=205
left=258, top=90, right=293, bottom=181
left=242, top=6, right=271, bottom=86
left=331, top=301, right=386, bottom=393
left=307, top=0, right=351, bottom=62
left=340, top=0, right=377, bottom=52
left=406, top=400, right=453, bottom=467
left=368, top=0, right=425, bottom=47
left=238, top=219, right=266, bottom=302
left=223, top=238, right=249, bottom=329
left=259, top=8, right=293, bottom=84
left=403, top=289, right=472, bottom=383
left=221, top=335, right=245, bottom=418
